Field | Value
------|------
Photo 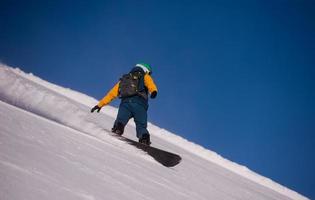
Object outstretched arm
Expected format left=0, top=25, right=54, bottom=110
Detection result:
left=98, top=82, right=120, bottom=107
left=91, top=82, right=119, bottom=113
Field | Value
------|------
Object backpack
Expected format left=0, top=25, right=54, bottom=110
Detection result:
left=118, top=71, right=144, bottom=98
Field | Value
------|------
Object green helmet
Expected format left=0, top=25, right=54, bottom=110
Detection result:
left=136, top=63, right=152, bottom=74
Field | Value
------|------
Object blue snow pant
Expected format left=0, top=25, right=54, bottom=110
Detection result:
left=114, top=97, right=149, bottom=139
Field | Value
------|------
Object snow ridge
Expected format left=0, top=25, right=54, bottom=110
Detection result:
left=0, top=63, right=308, bottom=200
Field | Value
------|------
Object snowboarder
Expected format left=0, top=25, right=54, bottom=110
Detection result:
left=91, top=63, right=158, bottom=145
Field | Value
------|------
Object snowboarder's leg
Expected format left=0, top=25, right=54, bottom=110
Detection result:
left=131, top=103, right=150, bottom=145
left=112, top=103, right=132, bottom=135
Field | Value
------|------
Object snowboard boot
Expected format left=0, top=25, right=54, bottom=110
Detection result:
left=111, top=122, right=124, bottom=136
left=139, top=134, right=151, bottom=145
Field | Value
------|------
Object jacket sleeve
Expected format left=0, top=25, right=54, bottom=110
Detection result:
left=144, top=74, right=158, bottom=94
left=97, top=82, right=120, bottom=107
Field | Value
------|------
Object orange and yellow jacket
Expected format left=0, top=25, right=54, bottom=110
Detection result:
left=97, top=73, right=158, bottom=107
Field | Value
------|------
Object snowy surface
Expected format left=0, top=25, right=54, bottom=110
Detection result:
left=0, top=64, right=308, bottom=200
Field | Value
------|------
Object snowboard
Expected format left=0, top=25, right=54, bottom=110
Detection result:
left=110, top=133, right=182, bottom=167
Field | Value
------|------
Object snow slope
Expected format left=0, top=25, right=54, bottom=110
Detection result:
left=0, top=64, right=308, bottom=200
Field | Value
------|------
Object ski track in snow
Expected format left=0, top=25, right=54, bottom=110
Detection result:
left=0, top=63, right=309, bottom=200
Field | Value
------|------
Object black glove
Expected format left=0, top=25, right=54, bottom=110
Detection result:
left=150, top=91, right=157, bottom=99
left=91, top=105, right=101, bottom=113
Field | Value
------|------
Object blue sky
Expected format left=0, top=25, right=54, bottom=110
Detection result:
left=1, top=0, right=314, bottom=198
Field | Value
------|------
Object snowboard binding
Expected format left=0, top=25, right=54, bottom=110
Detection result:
left=139, top=134, right=151, bottom=146
left=111, top=122, right=124, bottom=136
